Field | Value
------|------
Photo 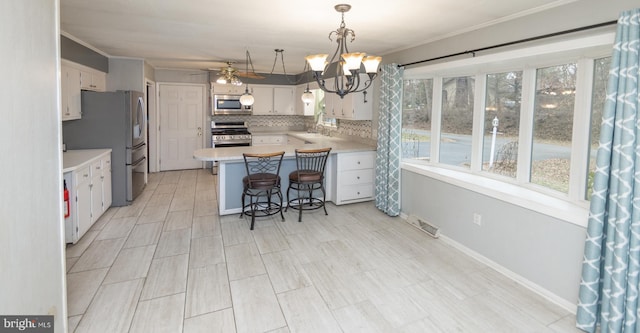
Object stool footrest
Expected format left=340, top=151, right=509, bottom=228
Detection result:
left=242, top=201, right=284, bottom=218
left=286, top=198, right=325, bottom=211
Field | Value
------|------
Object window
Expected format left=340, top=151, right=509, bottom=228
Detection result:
left=401, top=42, right=612, bottom=204
left=586, top=57, right=611, bottom=199
left=440, top=76, right=474, bottom=168
left=483, top=71, right=522, bottom=178
left=530, top=63, right=577, bottom=193
left=402, top=79, right=433, bottom=161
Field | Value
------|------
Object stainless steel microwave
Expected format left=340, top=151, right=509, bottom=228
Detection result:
left=213, top=94, right=252, bottom=115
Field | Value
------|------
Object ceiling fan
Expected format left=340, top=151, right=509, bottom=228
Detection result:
left=214, top=61, right=265, bottom=86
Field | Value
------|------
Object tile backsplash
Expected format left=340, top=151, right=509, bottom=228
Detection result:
left=212, top=115, right=376, bottom=143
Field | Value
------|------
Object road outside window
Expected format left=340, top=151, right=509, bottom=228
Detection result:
left=482, top=71, right=523, bottom=178
left=531, top=63, right=577, bottom=193
left=402, top=79, right=433, bottom=161
left=440, top=76, right=475, bottom=168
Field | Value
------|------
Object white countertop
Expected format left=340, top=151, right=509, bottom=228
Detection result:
left=63, top=149, right=112, bottom=172
left=194, top=132, right=375, bottom=162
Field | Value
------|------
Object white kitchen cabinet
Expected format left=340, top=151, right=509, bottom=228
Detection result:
left=212, top=83, right=245, bottom=95
left=64, top=149, right=112, bottom=244
left=61, top=60, right=107, bottom=121
left=90, top=160, right=103, bottom=223
left=332, top=75, right=373, bottom=120
left=333, top=151, right=375, bottom=205
left=101, top=155, right=112, bottom=210
left=251, top=86, right=274, bottom=115
left=251, top=85, right=295, bottom=115
left=80, top=69, right=106, bottom=92
left=273, top=86, right=295, bottom=115
left=61, top=64, right=82, bottom=121
left=73, top=165, right=92, bottom=239
left=252, top=134, right=286, bottom=145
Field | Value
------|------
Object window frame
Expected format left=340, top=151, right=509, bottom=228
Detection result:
left=400, top=32, right=614, bottom=226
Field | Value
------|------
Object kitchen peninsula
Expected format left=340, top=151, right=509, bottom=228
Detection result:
left=193, top=132, right=376, bottom=215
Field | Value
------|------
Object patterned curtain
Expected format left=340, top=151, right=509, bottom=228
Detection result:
left=577, top=9, right=640, bottom=333
left=375, top=64, right=404, bottom=216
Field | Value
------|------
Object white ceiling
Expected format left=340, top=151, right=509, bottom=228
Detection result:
left=60, top=0, right=574, bottom=75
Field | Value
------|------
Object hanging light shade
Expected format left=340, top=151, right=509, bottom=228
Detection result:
left=240, top=50, right=255, bottom=106
left=305, top=4, right=382, bottom=99
left=301, top=86, right=314, bottom=105
left=240, top=87, right=254, bottom=106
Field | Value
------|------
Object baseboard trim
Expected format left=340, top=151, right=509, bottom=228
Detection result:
left=399, top=212, right=577, bottom=314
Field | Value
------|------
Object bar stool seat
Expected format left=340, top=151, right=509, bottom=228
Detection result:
left=286, top=148, right=332, bottom=222
left=240, top=151, right=285, bottom=230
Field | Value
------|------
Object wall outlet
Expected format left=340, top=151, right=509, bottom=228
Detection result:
left=473, top=213, right=482, bottom=226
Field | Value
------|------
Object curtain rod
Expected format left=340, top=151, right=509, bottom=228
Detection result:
left=398, top=20, right=618, bottom=68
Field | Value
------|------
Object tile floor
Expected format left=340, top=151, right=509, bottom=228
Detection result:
left=65, top=169, right=581, bottom=333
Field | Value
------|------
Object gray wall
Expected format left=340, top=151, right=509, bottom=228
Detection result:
left=108, top=57, right=145, bottom=92
left=1, top=1, right=67, bottom=331
left=61, top=34, right=109, bottom=72
left=388, top=0, right=640, bottom=308
left=401, top=171, right=586, bottom=304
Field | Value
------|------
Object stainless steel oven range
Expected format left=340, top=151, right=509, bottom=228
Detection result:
left=211, top=121, right=252, bottom=174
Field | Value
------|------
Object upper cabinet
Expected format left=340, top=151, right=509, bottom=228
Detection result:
left=61, top=65, right=82, bottom=121
left=61, top=60, right=107, bottom=121
left=324, top=75, right=373, bottom=120
left=273, top=86, right=295, bottom=115
left=80, top=69, right=106, bottom=91
left=212, top=83, right=245, bottom=95
left=251, top=85, right=295, bottom=116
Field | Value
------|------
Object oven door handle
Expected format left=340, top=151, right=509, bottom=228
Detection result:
left=132, top=156, right=146, bottom=167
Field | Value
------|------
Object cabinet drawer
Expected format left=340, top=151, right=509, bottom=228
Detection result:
left=252, top=134, right=286, bottom=145
left=338, top=152, right=375, bottom=171
left=75, top=165, right=91, bottom=184
left=339, top=184, right=374, bottom=201
left=340, top=169, right=373, bottom=185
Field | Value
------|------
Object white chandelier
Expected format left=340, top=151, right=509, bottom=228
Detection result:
left=305, top=4, right=382, bottom=99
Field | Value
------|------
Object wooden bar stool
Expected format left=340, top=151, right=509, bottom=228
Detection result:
left=240, top=151, right=285, bottom=230
left=286, top=148, right=332, bottom=222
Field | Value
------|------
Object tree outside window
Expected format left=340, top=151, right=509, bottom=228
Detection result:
left=483, top=71, right=522, bottom=178
left=440, top=76, right=475, bottom=168
left=531, top=63, right=577, bottom=193
left=402, top=79, right=432, bottom=161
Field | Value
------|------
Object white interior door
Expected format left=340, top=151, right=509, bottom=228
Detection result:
left=159, top=84, right=205, bottom=171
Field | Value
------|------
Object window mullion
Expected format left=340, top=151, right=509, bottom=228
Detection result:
left=517, top=68, right=536, bottom=183
left=470, top=74, right=486, bottom=172
left=431, top=77, right=443, bottom=163
left=569, top=58, right=595, bottom=201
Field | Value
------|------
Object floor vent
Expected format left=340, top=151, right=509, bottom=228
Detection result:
left=406, top=215, right=440, bottom=238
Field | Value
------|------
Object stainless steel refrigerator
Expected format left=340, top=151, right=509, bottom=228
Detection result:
left=63, top=90, right=147, bottom=206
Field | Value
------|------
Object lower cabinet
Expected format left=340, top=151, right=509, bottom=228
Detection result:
left=252, top=134, right=287, bottom=146
left=64, top=150, right=112, bottom=244
left=332, top=151, right=376, bottom=205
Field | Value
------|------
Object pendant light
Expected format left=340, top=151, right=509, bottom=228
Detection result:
left=240, top=50, right=255, bottom=106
